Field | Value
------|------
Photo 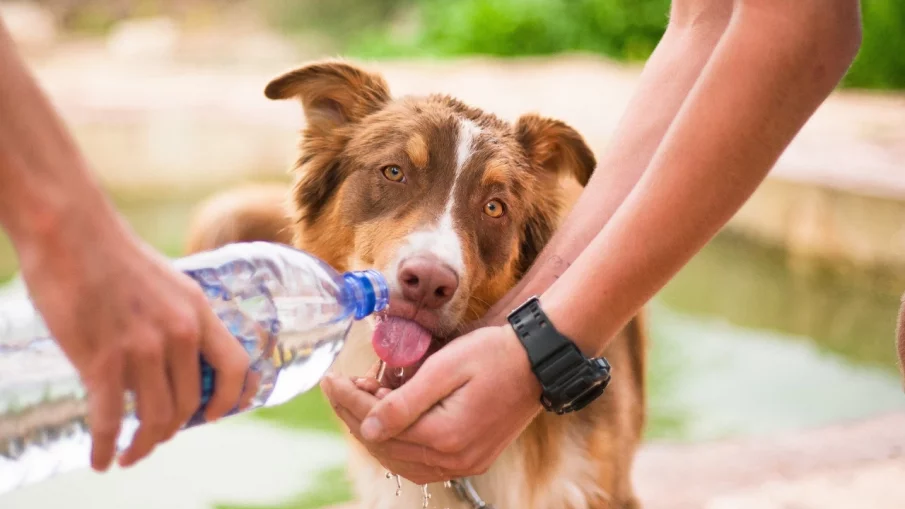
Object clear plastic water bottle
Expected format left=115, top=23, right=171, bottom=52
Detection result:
left=0, top=241, right=388, bottom=496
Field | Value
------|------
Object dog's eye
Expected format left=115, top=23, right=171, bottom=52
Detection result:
left=382, top=165, right=406, bottom=183
left=484, top=200, right=505, bottom=218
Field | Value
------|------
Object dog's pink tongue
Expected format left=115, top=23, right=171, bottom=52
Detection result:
left=372, top=316, right=432, bottom=368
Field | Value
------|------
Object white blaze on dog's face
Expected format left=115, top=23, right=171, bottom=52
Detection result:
left=379, top=118, right=478, bottom=319
left=265, top=61, right=596, bottom=373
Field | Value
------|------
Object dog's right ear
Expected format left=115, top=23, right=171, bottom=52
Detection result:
left=264, top=60, right=391, bottom=133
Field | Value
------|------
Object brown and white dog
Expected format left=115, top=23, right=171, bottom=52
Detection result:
left=184, top=60, right=647, bottom=509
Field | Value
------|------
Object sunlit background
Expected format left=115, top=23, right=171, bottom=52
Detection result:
left=2, top=0, right=905, bottom=508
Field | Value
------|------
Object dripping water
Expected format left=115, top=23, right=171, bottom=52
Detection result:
left=421, top=484, right=431, bottom=508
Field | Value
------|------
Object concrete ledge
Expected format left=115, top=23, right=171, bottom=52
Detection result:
left=729, top=178, right=905, bottom=276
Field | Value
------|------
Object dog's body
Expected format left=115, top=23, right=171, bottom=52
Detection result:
left=185, top=60, right=647, bottom=509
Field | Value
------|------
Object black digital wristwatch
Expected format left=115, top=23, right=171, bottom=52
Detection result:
left=506, top=296, right=611, bottom=415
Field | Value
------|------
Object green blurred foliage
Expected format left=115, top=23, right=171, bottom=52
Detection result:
left=32, top=0, right=905, bottom=89
left=216, top=467, right=353, bottom=509
left=342, top=0, right=905, bottom=91
left=843, top=0, right=905, bottom=89
left=358, top=0, right=669, bottom=61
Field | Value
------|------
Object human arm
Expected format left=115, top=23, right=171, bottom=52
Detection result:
left=0, top=21, right=251, bottom=469
left=540, top=0, right=863, bottom=356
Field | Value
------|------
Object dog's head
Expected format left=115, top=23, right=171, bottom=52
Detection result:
left=266, top=60, right=595, bottom=379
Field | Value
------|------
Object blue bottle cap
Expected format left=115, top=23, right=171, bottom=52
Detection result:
left=343, top=270, right=390, bottom=320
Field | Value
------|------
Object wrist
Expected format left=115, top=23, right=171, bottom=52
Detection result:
left=497, top=324, right=544, bottom=403
left=9, top=183, right=132, bottom=274
left=537, top=289, right=603, bottom=358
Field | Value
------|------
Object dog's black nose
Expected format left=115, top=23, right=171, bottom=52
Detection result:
left=397, top=255, right=459, bottom=309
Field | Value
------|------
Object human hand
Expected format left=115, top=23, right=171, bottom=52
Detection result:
left=321, top=324, right=542, bottom=484
left=17, top=217, right=253, bottom=471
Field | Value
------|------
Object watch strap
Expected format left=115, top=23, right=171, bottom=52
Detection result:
left=507, top=296, right=577, bottom=369
left=507, top=296, right=612, bottom=414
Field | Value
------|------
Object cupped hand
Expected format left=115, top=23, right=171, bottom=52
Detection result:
left=18, top=220, right=253, bottom=471
left=321, top=324, right=542, bottom=484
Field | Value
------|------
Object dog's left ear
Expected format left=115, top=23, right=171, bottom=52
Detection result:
left=515, top=113, right=596, bottom=186
left=514, top=114, right=596, bottom=276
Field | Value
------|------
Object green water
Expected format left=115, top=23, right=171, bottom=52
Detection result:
left=1, top=191, right=903, bottom=446
left=648, top=233, right=905, bottom=442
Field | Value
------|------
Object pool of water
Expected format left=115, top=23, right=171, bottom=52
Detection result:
left=648, top=233, right=905, bottom=442
left=1, top=189, right=903, bottom=445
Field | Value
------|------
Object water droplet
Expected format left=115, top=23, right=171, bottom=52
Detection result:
left=444, top=481, right=452, bottom=489
left=394, top=474, right=402, bottom=496
left=385, top=470, right=392, bottom=479
left=421, top=484, right=432, bottom=508
left=395, top=367, right=405, bottom=378
left=376, top=361, right=387, bottom=384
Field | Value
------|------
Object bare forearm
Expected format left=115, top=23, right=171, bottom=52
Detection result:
left=482, top=4, right=732, bottom=323
left=542, top=0, right=862, bottom=355
left=0, top=21, right=120, bottom=251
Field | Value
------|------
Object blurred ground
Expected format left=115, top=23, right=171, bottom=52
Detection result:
left=1, top=417, right=349, bottom=509
left=635, top=411, right=905, bottom=509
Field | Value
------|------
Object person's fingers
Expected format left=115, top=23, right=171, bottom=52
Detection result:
left=119, top=338, right=174, bottom=468
left=364, top=361, right=382, bottom=380
left=324, top=376, right=380, bottom=421
left=324, top=375, right=456, bottom=482
left=361, top=354, right=468, bottom=443
left=197, top=309, right=249, bottom=422
left=354, top=376, right=383, bottom=394
left=163, top=323, right=202, bottom=440
left=237, top=369, right=260, bottom=411
left=327, top=387, right=366, bottom=435
left=333, top=406, right=432, bottom=481
left=320, top=372, right=339, bottom=400
left=327, top=375, right=452, bottom=448
left=86, top=359, right=125, bottom=472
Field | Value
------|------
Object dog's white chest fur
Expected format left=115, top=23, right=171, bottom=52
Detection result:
left=330, top=322, right=603, bottom=509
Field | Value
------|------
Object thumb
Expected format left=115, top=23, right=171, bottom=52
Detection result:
left=361, top=352, right=467, bottom=442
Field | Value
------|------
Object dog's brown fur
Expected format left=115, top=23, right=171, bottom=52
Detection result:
left=185, top=60, right=647, bottom=509
left=185, top=182, right=295, bottom=254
